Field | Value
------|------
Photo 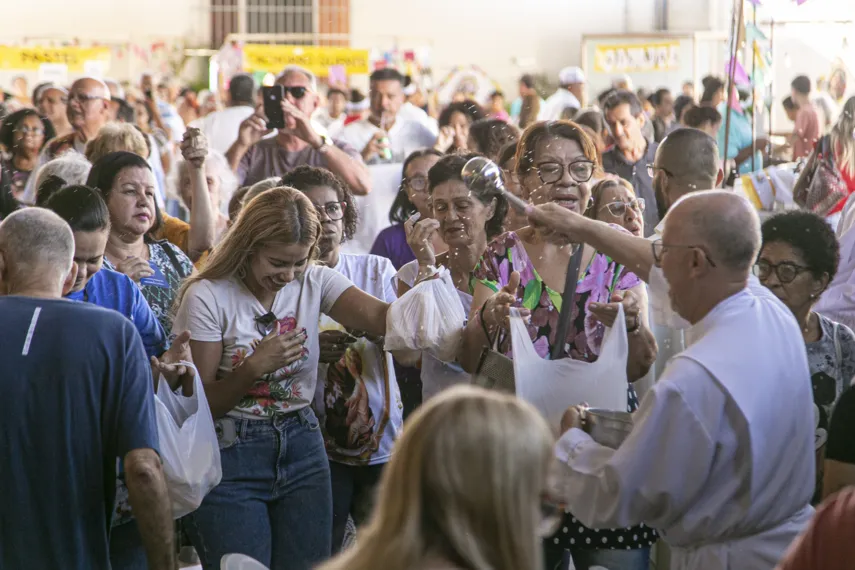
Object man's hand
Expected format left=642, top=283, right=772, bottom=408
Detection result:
left=560, top=404, right=587, bottom=435
left=150, top=330, right=195, bottom=395
left=318, top=330, right=356, bottom=364
left=237, top=106, right=273, bottom=148
left=362, top=131, right=388, bottom=162
left=281, top=99, right=323, bottom=148
left=526, top=202, right=591, bottom=244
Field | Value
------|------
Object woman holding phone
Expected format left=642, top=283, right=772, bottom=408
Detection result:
left=172, top=186, right=391, bottom=570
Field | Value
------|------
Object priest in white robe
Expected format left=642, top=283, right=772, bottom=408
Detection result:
left=526, top=191, right=815, bottom=570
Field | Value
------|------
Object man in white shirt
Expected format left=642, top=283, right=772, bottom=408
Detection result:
left=338, top=69, right=436, bottom=164
left=526, top=191, right=814, bottom=570
left=190, top=73, right=256, bottom=155
left=539, top=66, right=586, bottom=121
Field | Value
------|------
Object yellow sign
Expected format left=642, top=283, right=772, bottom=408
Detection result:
left=243, top=44, right=369, bottom=77
left=0, top=46, right=111, bottom=72
left=593, top=42, right=680, bottom=74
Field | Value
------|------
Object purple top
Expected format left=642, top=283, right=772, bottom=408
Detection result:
left=369, top=224, right=416, bottom=271
left=237, top=137, right=362, bottom=186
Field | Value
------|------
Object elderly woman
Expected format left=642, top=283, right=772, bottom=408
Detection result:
left=586, top=177, right=645, bottom=237
left=176, top=148, right=238, bottom=242
left=756, top=211, right=855, bottom=503
left=34, top=83, right=73, bottom=138
left=0, top=109, right=55, bottom=199
left=460, top=120, right=658, bottom=570
left=33, top=152, right=92, bottom=206
left=398, top=153, right=509, bottom=401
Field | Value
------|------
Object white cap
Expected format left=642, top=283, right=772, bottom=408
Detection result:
left=558, top=66, right=586, bottom=86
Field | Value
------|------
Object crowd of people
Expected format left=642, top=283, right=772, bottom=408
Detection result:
left=1, top=60, right=855, bottom=570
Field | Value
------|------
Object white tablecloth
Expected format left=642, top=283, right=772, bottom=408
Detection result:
left=342, top=163, right=404, bottom=255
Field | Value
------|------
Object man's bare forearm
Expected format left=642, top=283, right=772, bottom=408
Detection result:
left=124, top=449, right=176, bottom=570
left=578, top=218, right=655, bottom=282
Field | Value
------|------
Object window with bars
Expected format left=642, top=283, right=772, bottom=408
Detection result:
left=210, top=0, right=350, bottom=49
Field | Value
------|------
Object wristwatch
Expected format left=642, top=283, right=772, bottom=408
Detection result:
left=315, top=134, right=333, bottom=154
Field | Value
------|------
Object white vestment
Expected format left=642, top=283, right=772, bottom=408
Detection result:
left=556, top=269, right=815, bottom=570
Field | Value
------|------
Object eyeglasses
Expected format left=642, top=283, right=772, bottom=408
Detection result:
left=753, top=260, right=811, bottom=284
left=282, top=86, right=309, bottom=100
left=15, top=126, right=44, bottom=135
left=68, top=93, right=107, bottom=104
left=651, top=239, right=717, bottom=268
left=535, top=160, right=595, bottom=184
left=646, top=163, right=674, bottom=178
left=600, top=198, right=645, bottom=217
left=255, top=311, right=278, bottom=337
left=404, top=175, right=428, bottom=192
left=314, top=201, right=346, bottom=221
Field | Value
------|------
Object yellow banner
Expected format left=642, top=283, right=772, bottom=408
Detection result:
left=243, top=44, right=369, bottom=77
left=0, top=46, right=111, bottom=72
left=593, top=41, right=681, bottom=74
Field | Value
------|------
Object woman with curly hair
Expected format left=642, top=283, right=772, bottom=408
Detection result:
left=0, top=108, right=55, bottom=200
left=282, top=165, right=403, bottom=555
left=433, top=101, right=486, bottom=154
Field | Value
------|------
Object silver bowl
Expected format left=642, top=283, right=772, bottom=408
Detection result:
left=583, top=408, right=633, bottom=449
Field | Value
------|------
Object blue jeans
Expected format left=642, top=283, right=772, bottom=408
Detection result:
left=329, top=461, right=385, bottom=554
left=183, top=408, right=332, bottom=570
left=544, top=545, right=651, bottom=570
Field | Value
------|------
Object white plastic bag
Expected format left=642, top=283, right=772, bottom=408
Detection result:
left=510, top=307, right=629, bottom=433
left=384, top=268, right=466, bottom=362
left=155, top=362, right=222, bottom=518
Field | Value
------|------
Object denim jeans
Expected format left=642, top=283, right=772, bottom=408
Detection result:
left=183, top=407, right=332, bottom=570
left=329, top=461, right=385, bottom=554
left=544, top=545, right=651, bottom=570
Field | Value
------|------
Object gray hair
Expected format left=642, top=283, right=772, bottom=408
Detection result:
left=277, top=65, right=318, bottom=92
left=35, top=152, right=92, bottom=205
left=175, top=150, right=239, bottom=216
left=242, top=177, right=282, bottom=207
left=0, top=208, right=74, bottom=291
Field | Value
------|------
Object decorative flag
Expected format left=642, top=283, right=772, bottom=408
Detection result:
left=726, top=57, right=752, bottom=86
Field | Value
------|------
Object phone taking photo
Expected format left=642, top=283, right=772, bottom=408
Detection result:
left=262, top=85, right=286, bottom=130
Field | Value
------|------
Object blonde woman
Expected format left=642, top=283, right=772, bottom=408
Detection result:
left=319, top=385, right=555, bottom=570
left=172, top=186, right=391, bottom=570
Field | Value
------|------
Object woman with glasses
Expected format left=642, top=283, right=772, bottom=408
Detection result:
left=460, top=120, right=658, bottom=570
left=370, top=149, right=445, bottom=270
left=0, top=109, right=55, bottom=200
left=318, top=385, right=556, bottom=570
left=756, top=210, right=855, bottom=503
left=587, top=177, right=645, bottom=237
left=173, top=186, right=392, bottom=570
left=281, top=165, right=402, bottom=555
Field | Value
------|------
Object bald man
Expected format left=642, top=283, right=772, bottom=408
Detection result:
left=526, top=192, right=814, bottom=570
left=0, top=209, right=175, bottom=570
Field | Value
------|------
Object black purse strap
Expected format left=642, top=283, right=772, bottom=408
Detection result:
left=550, top=245, right=585, bottom=360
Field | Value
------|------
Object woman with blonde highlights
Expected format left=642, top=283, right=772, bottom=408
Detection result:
left=320, top=385, right=554, bottom=570
left=173, top=186, right=391, bottom=570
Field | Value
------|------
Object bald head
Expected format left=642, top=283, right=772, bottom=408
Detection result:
left=667, top=190, right=760, bottom=274
left=71, top=77, right=110, bottom=100
left=0, top=209, right=75, bottom=296
left=656, top=128, right=720, bottom=190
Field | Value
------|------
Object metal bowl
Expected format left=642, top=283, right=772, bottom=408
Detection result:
left=583, top=408, right=633, bottom=449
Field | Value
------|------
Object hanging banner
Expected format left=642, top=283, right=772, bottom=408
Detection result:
left=0, top=46, right=111, bottom=72
left=243, top=44, right=369, bottom=77
left=593, top=41, right=681, bottom=74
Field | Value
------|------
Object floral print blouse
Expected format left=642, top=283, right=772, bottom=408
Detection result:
left=473, top=231, right=658, bottom=551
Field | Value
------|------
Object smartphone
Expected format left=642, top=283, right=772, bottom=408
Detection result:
left=262, top=85, right=285, bottom=130
left=144, top=89, right=153, bottom=100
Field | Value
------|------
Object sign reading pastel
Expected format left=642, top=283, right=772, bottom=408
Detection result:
left=0, top=46, right=111, bottom=72
left=243, top=44, right=369, bottom=77
left=593, top=41, right=681, bottom=74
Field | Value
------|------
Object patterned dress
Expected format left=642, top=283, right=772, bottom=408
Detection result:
left=474, top=231, right=658, bottom=553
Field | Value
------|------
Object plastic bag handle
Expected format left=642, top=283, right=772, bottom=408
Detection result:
left=551, top=245, right=585, bottom=360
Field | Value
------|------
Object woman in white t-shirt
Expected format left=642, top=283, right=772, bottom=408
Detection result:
left=396, top=153, right=508, bottom=402
left=282, top=165, right=403, bottom=554
left=172, top=186, right=391, bottom=570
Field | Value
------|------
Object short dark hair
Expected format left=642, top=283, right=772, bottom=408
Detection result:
left=44, top=185, right=110, bottom=233
left=761, top=210, right=839, bottom=283
left=427, top=153, right=507, bottom=239
left=791, top=75, right=812, bottom=96
left=438, top=101, right=486, bottom=128
left=673, top=95, right=695, bottom=122
left=602, top=89, right=643, bottom=117
left=327, top=88, right=347, bottom=100
left=700, top=77, right=725, bottom=103
left=468, top=119, right=519, bottom=162
left=388, top=149, right=443, bottom=224
left=280, top=166, right=357, bottom=241
left=370, top=68, right=404, bottom=84
left=652, top=88, right=671, bottom=106
left=597, top=87, right=617, bottom=106
left=574, top=110, right=606, bottom=134
left=683, top=105, right=722, bottom=129
left=490, top=90, right=504, bottom=100
left=0, top=109, right=55, bottom=151
left=519, top=74, right=535, bottom=89
left=86, top=151, right=152, bottom=199
left=782, top=96, right=799, bottom=112
left=229, top=73, right=256, bottom=104
left=115, top=99, right=135, bottom=124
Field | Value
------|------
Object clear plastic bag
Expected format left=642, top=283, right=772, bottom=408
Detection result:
left=385, top=268, right=466, bottom=362
left=155, top=363, right=222, bottom=518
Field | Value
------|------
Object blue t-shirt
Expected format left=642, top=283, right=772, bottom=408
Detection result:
left=0, top=297, right=159, bottom=570
left=67, top=268, right=167, bottom=357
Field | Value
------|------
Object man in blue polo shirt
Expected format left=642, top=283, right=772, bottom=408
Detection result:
left=0, top=208, right=175, bottom=570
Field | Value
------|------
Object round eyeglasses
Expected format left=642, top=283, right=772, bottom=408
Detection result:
left=753, top=260, right=810, bottom=284
left=535, top=160, right=595, bottom=185
left=314, top=201, right=346, bottom=221
left=600, top=198, right=645, bottom=217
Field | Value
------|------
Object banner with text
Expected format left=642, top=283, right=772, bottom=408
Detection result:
left=593, top=41, right=681, bottom=74
left=243, top=45, right=370, bottom=77
left=0, top=46, right=111, bottom=72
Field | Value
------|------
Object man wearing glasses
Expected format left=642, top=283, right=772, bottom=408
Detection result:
left=527, top=191, right=815, bottom=570
left=227, top=65, right=370, bottom=194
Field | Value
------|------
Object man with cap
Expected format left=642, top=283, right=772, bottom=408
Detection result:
left=190, top=73, right=257, bottom=154
left=540, top=66, right=586, bottom=121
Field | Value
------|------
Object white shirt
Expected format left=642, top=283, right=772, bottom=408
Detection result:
left=172, top=265, right=354, bottom=418
left=190, top=105, right=255, bottom=155
left=556, top=270, right=814, bottom=570
left=338, top=116, right=436, bottom=164
left=313, top=253, right=402, bottom=466
left=539, top=88, right=582, bottom=121
left=398, top=102, right=439, bottom=136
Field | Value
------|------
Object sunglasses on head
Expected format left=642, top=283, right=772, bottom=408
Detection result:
left=283, top=86, right=309, bottom=100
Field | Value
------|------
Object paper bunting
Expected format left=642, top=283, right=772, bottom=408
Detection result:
left=726, top=57, right=752, bottom=86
